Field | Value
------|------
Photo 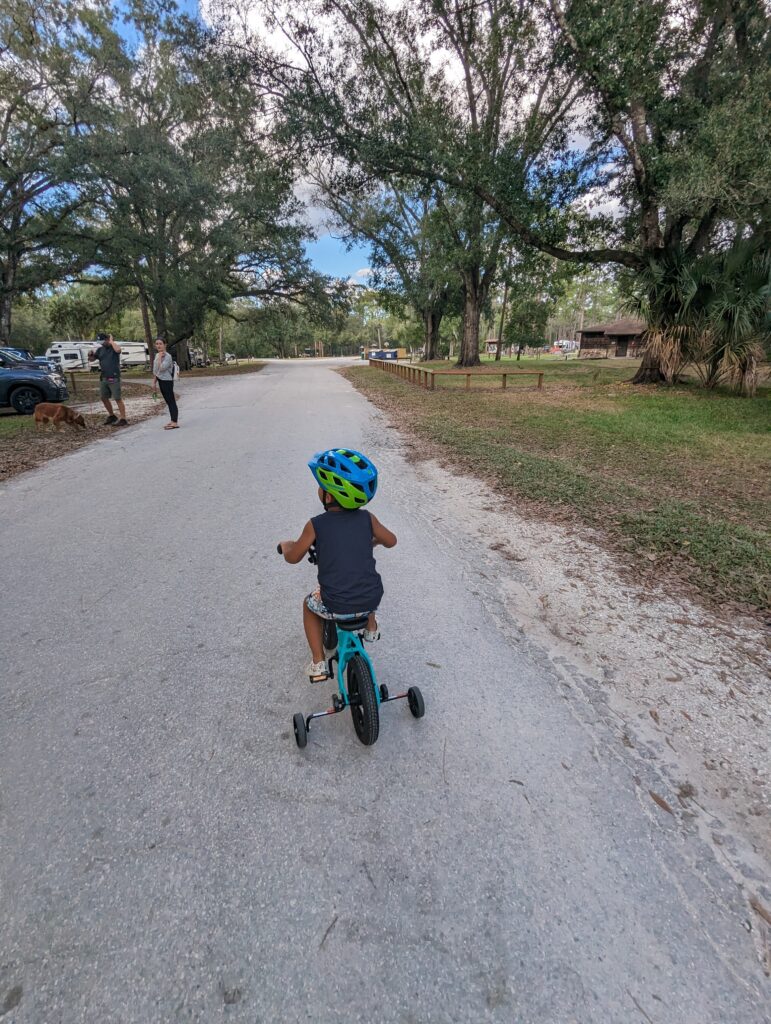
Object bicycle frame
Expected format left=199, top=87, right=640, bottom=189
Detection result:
left=331, top=627, right=379, bottom=708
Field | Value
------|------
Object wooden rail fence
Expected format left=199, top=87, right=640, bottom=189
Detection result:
left=367, top=358, right=544, bottom=392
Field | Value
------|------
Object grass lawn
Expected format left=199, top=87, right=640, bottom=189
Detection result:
left=344, top=358, right=771, bottom=612
left=0, top=415, right=37, bottom=440
left=0, top=377, right=151, bottom=439
left=121, top=360, right=266, bottom=379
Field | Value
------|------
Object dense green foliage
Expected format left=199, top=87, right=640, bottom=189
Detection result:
left=234, top=0, right=769, bottom=384
left=0, top=0, right=329, bottom=363
left=2, top=0, right=768, bottom=377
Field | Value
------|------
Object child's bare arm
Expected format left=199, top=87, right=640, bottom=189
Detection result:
left=278, top=521, right=316, bottom=563
left=369, top=513, right=397, bottom=548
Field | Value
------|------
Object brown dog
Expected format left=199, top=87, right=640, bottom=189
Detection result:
left=34, top=403, right=86, bottom=430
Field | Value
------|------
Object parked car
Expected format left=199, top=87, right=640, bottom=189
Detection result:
left=0, top=346, right=61, bottom=376
left=0, top=351, right=68, bottom=414
left=224, top=352, right=237, bottom=362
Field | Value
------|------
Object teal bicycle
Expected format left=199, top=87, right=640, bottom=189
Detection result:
left=280, top=544, right=425, bottom=748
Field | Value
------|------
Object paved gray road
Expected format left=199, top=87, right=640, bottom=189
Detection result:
left=1, top=362, right=767, bottom=1023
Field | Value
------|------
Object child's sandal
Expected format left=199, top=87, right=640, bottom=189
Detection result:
left=307, top=660, right=329, bottom=683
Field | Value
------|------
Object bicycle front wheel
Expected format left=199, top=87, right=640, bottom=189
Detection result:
left=347, top=654, right=379, bottom=746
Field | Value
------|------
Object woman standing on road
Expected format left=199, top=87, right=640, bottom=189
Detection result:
left=152, top=338, right=179, bottom=430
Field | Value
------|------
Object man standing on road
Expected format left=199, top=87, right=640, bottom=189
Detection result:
left=89, top=332, right=128, bottom=427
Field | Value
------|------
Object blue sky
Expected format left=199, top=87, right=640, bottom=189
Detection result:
left=304, top=236, right=372, bottom=281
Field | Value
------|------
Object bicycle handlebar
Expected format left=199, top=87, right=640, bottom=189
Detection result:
left=276, top=541, right=318, bottom=565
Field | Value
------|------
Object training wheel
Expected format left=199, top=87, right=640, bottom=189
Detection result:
left=293, top=712, right=307, bottom=748
left=407, top=686, right=425, bottom=719
left=379, top=684, right=389, bottom=701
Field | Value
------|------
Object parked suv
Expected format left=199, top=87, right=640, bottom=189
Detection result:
left=0, top=351, right=68, bottom=414
left=0, top=346, right=62, bottom=376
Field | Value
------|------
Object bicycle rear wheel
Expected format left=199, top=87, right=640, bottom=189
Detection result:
left=347, top=654, right=379, bottom=746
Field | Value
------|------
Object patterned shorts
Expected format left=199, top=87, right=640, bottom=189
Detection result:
left=305, top=589, right=375, bottom=622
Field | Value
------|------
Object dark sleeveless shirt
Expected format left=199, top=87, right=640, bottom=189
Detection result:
left=311, top=509, right=384, bottom=614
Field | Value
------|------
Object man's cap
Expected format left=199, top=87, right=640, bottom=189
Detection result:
left=96, top=332, right=108, bottom=341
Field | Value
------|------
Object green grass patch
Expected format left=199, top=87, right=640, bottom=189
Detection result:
left=344, top=364, right=771, bottom=611
left=121, top=360, right=266, bottom=378
left=182, top=361, right=266, bottom=377
left=0, top=415, right=36, bottom=439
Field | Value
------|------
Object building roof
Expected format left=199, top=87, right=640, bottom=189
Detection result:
left=580, top=318, right=646, bottom=337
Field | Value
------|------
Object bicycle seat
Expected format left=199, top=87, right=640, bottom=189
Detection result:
left=334, top=616, right=369, bottom=632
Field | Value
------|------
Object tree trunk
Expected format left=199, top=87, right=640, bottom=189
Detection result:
left=457, top=276, right=483, bottom=367
left=423, top=309, right=442, bottom=361
left=155, top=303, right=167, bottom=344
left=495, top=278, right=509, bottom=361
left=135, top=273, right=153, bottom=347
left=0, top=256, right=17, bottom=343
left=0, top=292, right=11, bottom=344
left=174, top=338, right=191, bottom=371
left=631, top=344, right=665, bottom=384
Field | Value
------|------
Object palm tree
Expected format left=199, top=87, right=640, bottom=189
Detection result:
left=699, top=241, right=770, bottom=397
left=624, top=252, right=699, bottom=385
left=624, top=238, right=769, bottom=395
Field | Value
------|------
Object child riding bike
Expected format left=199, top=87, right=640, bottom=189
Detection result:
left=277, top=448, right=397, bottom=682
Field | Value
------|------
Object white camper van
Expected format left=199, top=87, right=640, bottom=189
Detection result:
left=45, top=342, right=92, bottom=371
left=84, top=340, right=148, bottom=370
left=118, top=342, right=150, bottom=369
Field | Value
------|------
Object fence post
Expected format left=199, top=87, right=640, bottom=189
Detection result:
left=69, top=372, right=77, bottom=396
left=465, top=374, right=471, bottom=391
left=501, top=373, right=507, bottom=390
left=538, top=372, right=543, bottom=390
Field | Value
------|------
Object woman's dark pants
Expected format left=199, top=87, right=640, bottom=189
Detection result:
left=158, top=379, right=178, bottom=423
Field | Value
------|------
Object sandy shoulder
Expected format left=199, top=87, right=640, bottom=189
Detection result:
left=411, top=455, right=770, bottom=875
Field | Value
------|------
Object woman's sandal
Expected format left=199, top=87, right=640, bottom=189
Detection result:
left=164, top=422, right=179, bottom=430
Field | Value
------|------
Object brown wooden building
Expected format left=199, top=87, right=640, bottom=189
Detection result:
left=578, top=318, right=646, bottom=358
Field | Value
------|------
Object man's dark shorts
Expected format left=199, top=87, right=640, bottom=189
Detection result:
left=100, top=377, right=122, bottom=401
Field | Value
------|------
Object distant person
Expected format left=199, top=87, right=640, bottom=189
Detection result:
left=88, top=333, right=127, bottom=426
left=152, top=337, right=179, bottom=430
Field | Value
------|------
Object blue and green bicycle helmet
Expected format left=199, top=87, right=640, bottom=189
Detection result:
left=308, top=448, right=378, bottom=509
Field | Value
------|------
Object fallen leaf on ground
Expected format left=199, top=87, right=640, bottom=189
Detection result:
left=649, top=709, right=660, bottom=725
left=649, top=791, right=675, bottom=815
left=749, top=895, right=771, bottom=927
